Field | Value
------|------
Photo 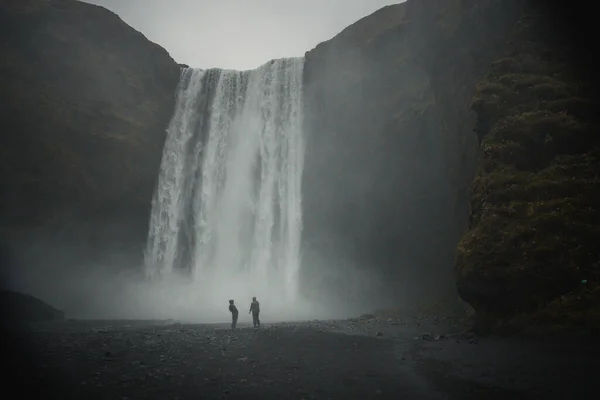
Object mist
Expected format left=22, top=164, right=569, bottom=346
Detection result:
left=7, top=258, right=330, bottom=322
left=6, top=226, right=384, bottom=322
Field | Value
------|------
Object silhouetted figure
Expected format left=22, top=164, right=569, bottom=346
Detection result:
left=249, top=296, right=260, bottom=328
left=228, top=299, right=238, bottom=329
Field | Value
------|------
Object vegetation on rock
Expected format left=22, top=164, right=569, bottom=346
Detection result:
left=456, top=6, right=600, bottom=332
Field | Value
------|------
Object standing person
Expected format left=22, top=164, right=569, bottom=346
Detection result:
left=228, top=299, right=239, bottom=330
left=248, top=296, right=260, bottom=328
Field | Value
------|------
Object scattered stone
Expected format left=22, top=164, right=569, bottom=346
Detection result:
left=422, top=334, right=435, bottom=341
left=376, top=331, right=383, bottom=337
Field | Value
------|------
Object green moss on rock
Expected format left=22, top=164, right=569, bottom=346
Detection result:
left=456, top=8, right=600, bottom=331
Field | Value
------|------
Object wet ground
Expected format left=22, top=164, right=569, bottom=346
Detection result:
left=3, top=316, right=597, bottom=399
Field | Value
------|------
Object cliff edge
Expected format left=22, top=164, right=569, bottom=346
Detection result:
left=304, top=0, right=599, bottom=332
left=0, top=0, right=180, bottom=271
left=405, top=0, right=599, bottom=333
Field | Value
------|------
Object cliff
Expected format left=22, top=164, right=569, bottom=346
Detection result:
left=303, top=0, right=599, bottom=331
left=2, top=0, right=597, bottom=332
left=0, top=0, right=180, bottom=273
left=0, top=289, right=64, bottom=322
left=302, top=4, right=456, bottom=308
left=404, top=0, right=599, bottom=332
left=452, top=2, right=600, bottom=332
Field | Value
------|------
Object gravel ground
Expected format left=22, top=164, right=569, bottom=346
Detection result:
left=3, top=316, right=597, bottom=399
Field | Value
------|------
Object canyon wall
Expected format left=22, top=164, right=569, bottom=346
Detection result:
left=405, top=0, right=598, bottom=330
left=303, top=0, right=599, bottom=330
left=0, top=0, right=180, bottom=279
left=301, top=4, right=456, bottom=308
left=300, top=0, right=523, bottom=307
left=2, top=0, right=597, bottom=329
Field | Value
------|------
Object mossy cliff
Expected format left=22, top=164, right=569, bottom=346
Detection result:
left=455, top=4, right=600, bottom=332
left=403, top=0, right=599, bottom=331
left=0, top=0, right=180, bottom=270
left=304, top=0, right=599, bottom=330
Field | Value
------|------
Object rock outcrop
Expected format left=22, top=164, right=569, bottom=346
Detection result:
left=303, top=0, right=599, bottom=331
left=0, top=0, right=180, bottom=271
left=302, top=4, right=456, bottom=307
left=404, top=0, right=599, bottom=331
left=0, top=290, right=64, bottom=322
left=1, top=0, right=597, bottom=332
left=452, top=2, right=600, bottom=331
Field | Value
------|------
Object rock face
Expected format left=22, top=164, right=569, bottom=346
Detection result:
left=302, top=4, right=457, bottom=308
left=404, top=0, right=599, bottom=330
left=452, top=2, right=600, bottom=329
left=404, top=0, right=524, bottom=239
left=0, top=290, right=64, bottom=322
left=1, top=0, right=596, bottom=331
left=0, top=0, right=180, bottom=271
left=303, top=0, right=599, bottom=330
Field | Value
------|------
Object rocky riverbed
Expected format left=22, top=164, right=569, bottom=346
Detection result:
left=3, top=315, right=596, bottom=399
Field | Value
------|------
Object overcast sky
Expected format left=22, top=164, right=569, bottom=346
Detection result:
left=81, top=0, right=403, bottom=70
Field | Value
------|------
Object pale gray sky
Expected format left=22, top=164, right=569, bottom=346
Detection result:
left=81, top=0, right=403, bottom=70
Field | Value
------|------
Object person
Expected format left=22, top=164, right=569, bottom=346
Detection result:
left=248, top=296, right=260, bottom=328
left=228, top=299, right=238, bottom=330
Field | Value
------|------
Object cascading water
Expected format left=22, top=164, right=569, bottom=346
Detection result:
left=144, top=58, right=305, bottom=310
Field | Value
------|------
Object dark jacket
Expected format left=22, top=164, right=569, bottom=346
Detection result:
left=229, top=304, right=238, bottom=316
left=249, top=300, right=260, bottom=314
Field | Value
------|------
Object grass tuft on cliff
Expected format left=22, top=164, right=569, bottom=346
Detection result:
left=455, top=9, right=600, bottom=332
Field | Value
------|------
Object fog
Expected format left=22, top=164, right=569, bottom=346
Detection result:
left=8, top=258, right=328, bottom=323
left=80, top=0, right=404, bottom=70
left=6, top=229, right=382, bottom=322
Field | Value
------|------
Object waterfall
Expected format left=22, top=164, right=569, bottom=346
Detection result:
left=145, top=58, right=305, bottom=304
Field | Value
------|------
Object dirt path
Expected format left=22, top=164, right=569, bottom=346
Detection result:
left=4, top=318, right=597, bottom=399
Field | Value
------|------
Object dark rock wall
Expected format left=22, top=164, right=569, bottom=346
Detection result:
left=302, top=0, right=599, bottom=329
left=2, top=0, right=596, bottom=328
left=404, top=0, right=524, bottom=244
left=301, top=5, right=457, bottom=308
left=453, top=2, right=600, bottom=329
left=0, top=0, right=180, bottom=276
left=404, top=0, right=599, bottom=328
left=0, top=289, right=64, bottom=322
